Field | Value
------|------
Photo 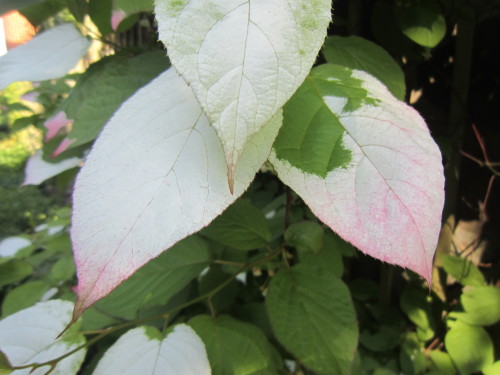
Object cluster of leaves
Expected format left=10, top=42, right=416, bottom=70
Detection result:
left=0, top=0, right=498, bottom=374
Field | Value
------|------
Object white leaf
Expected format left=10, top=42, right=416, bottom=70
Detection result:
left=0, top=300, right=86, bottom=375
left=0, top=237, right=31, bottom=257
left=71, top=68, right=281, bottom=316
left=22, top=151, right=81, bottom=186
left=93, top=325, right=211, bottom=375
left=0, top=24, right=90, bottom=90
left=155, top=0, right=331, bottom=187
left=270, top=67, right=444, bottom=283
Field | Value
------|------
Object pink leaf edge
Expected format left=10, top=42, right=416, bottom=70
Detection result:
left=271, top=70, right=444, bottom=284
left=70, top=69, right=282, bottom=319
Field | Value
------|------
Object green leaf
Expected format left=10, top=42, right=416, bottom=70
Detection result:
left=400, top=284, right=435, bottom=341
left=445, top=321, right=494, bottom=374
left=0, top=260, right=33, bottom=289
left=63, top=51, right=169, bottom=149
left=439, top=254, right=486, bottom=286
left=298, top=231, right=344, bottom=277
left=0, top=350, right=12, bottom=369
left=115, top=0, right=153, bottom=15
left=484, top=361, right=500, bottom=375
left=63, top=51, right=168, bottom=148
left=454, top=286, right=500, bottom=326
left=88, top=0, right=112, bottom=35
left=50, top=254, right=76, bottom=282
left=66, top=0, right=88, bottom=22
left=20, top=0, right=65, bottom=26
left=237, top=302, right=273, bottom=340
left=395, top=0, right=446, bottom=48
left=273, top=65, right=369, bottom=177
left=189, top=315, right=278, bottom=375
left=373, top=369, right=397, bottom=375
left=198, top=265, right=239, bottom=312
left=429, top=350, right=457, bottom=375
left=1, top=281, right=52, bottom=317
left=201, top=199, right=271, bottom=251
left=360, top=325, right=405, bottom=352
left=0, top=0, right=43, bottom=15
left=322, top=36, right=405, bottom=100
left=399, top=333, right=427, bottom=375
left=284, top=221, right=324, bottom=254
left=80, top=307, right=120, bottom=331
left=266, top=264, right=358, bottom=375
left=370, top=0, right=424, bottom=63
left=94, top=235, right=210, bottom=319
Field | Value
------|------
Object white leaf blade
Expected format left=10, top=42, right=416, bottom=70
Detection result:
left=155, top=0, right=331, bottom=184
left=270, top=67, right=444, bottom=283
left=0, top=24, right=90, bottom=90
left=0, top=237, right=31, bottom=258
left=93, top=325, right=211, bottom=375
left=72, top=68, right=282, bottom=316
left=0, top=300, right=86, bottom=375
left=22, top=151, right=81, bottom=186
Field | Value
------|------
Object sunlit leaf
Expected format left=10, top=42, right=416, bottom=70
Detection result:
left=395, top=0, right=446, bottom=48
left=93, top=325, right=210, bottom=375
left=71, top=68, right=282, bottom=317
left=445, top=321, right=494, bottom=374
left=270, top=65, right=444, bottom=283
left=400, top=284, right=435, bottom=341
left=439, top=254, right=486, bottom=287
left=0, top=24, right=90, bottom=90
left=155, top=0, right=331, bottom=187
left=452, top=286, right=500, bottom=326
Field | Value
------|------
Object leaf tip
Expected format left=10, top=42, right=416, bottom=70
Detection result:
left=227, top=164, right=235, bottom=195
left=51, top=138, right=75, bottom=158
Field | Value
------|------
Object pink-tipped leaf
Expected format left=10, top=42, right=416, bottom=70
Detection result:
left=270, top=65, right=444, bottom=283
left=71, top=68, right=282, bottom=318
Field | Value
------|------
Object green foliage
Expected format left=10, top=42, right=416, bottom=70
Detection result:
left=0, top=0, right=498, bottom=374
left=439, top=254, right=487, bottom=287
left=266, top=264, right=358, bottom=374
left=445, top=321, right=494, bottom=374
left=63, top=51, right=170, bottom=150
left=322, top=36, right=406, bottom=99
left=190, top=315, right=279, bottom=375
left=394, top=0, right=446, bottom=48
left=201, top=199, right=271, bottom=251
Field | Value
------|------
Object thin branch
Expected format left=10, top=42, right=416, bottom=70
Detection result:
left=10, top=248, right=282, bottom=373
